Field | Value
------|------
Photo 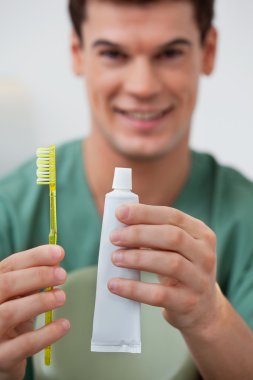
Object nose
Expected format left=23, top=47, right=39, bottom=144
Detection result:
left=124, top=58, right=162, bottom=100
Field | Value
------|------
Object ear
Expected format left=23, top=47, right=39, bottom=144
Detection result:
left=71, top=30, right=85, bottom=76
left=202, top=27, right=218, bottom=76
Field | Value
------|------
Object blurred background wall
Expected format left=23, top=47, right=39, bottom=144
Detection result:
left=0, top=0, right=252, bottom=178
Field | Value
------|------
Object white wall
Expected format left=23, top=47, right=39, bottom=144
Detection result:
left=191, top=0, right=253, bottom=179
left=0, top=0, right=253, bottom=178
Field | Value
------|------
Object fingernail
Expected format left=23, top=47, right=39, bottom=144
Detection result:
left=52, top=246, right=63, bottom=259
left=116, top=206, right=129, bottom=221
left=61, top=319, right=71, bottom=331
left=54, top=267, right=67, bottom=281
left=112, top=251, right=124, bottom=264
left=110, top=229, right=122, bottom=244
left=54, top=290, right=66, bottom=304
left=108, top=280, right=118, bottom=293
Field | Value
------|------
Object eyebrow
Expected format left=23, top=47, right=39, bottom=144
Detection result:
left=158, top=38, right=192, bottom=50
left=92, top=38, right=192, bottom=50
left=92, top=39, right=125, bottom=49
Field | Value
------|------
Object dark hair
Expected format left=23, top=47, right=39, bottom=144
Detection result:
left=69, top=0, right=215, bottom=44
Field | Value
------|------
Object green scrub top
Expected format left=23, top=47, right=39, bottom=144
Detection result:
left=1, top=139, right=253, bottom=380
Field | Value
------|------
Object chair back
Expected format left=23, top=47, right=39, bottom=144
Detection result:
left=34, top=266, right=198, bottom=380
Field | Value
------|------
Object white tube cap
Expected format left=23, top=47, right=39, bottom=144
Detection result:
left=112, top=167, right=132, bottom=190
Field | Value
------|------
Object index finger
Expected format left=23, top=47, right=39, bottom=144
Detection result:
left=115, top=203, right=209, bottom=239
left=0, top=245, right=64, bottom=275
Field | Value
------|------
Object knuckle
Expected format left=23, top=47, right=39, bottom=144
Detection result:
left=203, top=228, right=217, bottom=248
left=170, top=208, right=183, bottom=225
left=48, top=291, right=64, bottom=309
left=0, top=274, right=11, bottom=299
left=127, top=281, right=137, bottom=299
left=29, top=248, right=40, bottom=263
left=129, top=225, right=141, bottom=242
left=130, top=250, right=142, bottom=268
left=0, top=256, right=15, bottom=274
left=203, top=250, right=216, bottom=273
left=138, top=204, right=151, bottom=222
left=169, top=256, right=182, bottom=276
left=36, top=267, right=48, bottom=284
left=129, top=202, right=139, bottom=216
left=169, top=228, right=184, bottom=247
left=150, top=287, right=168, bottom=307
left=22, top=334, right=35, bottom=357
left=38, top=292, right=52, bottom=311
left=0, top=303, right=13, bottom=322
left=197, top=219, right=207, bottom=230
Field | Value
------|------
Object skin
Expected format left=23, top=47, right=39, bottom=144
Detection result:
left=71, top=0, right=216, bottom=213
left=0, top=245, right=69, bottom=380
left=73, top=1, right=214, bottom=161
left=109, top=204, right=253, bottom=379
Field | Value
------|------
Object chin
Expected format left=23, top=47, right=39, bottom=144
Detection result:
left=94, top=117, right=189, bottom=161
left=107, top=134, right=182, bottom=162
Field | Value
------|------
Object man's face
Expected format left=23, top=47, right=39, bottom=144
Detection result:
left=72, top=0, right=216, bottom=159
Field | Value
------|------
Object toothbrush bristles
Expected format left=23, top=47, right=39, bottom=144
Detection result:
left=36, top=146, right=56, bottom=185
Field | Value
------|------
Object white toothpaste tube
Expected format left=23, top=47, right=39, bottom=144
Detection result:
left=91, top=167, right=141, bottom=353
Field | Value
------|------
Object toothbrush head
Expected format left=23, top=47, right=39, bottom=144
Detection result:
left=36, top=145, right=56, bottom=185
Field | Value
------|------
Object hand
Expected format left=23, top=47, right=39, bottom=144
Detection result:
left=109, top=204, right=220, bottom=336
left=0, top=245, right=70, bottom=380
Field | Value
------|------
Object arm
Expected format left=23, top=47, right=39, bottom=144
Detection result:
left=108, top=203, right=253, bottom=380
left=182, top=291, right=253, bottom=380
left=0, top=245, right=70, bottom=380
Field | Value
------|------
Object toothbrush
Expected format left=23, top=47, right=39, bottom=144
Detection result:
left=36, top=145, right=57, bottom=366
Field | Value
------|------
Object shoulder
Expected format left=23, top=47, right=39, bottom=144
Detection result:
left=0, top=158, right=38, bottom=256
left=0, top=138, right=82, bottom=201
left=0, top=156, right=37, bottom=208
left=195, top=151, right=253, bottom=264
left=193, top=150, right=253, bottom=216
left=0, top=138, right=83, bottom=256
left=193, top=152, right=253, bottom=295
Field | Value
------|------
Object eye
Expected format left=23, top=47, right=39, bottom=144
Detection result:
left=99, top=50, right=127, bottom=60
left=157, top=49, right=184, bottom=60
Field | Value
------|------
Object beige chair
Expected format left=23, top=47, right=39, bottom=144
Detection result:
left=33, top=266, right=198, bottom=380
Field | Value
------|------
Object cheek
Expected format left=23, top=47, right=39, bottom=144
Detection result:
left=86, top=74, right=121, bottom=111
left=85, top=59, right=122, bottom=102
left=169, top=69, right=199, bottom=111
left=85, top=72, right=123, bottom=128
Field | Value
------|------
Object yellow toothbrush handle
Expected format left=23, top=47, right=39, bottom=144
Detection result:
left=45, top=188, right=57, bottom=366
left=36, top=145, right=57, bottom=367
left=44, top=287, right=53, bottom=366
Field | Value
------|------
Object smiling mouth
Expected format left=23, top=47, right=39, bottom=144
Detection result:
left=114, top=107, right=172, bottom=121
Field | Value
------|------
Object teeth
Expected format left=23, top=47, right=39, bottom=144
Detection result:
left=124, top=111, right=164, bottom=120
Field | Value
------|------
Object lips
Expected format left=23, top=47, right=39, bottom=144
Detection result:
left=117, top=109, right=167, bottom=121
left=114, top=106, right=173, bottom=131
left=115, top=106, right=171, bottom=119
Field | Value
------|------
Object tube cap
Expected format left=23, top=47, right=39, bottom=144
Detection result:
left=112, top=167, right=132, bottom=190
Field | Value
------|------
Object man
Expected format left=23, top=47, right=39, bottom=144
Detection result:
left=0, top=0, right=253, bottom=379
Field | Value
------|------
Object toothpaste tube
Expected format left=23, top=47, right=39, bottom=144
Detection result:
left=91, top=167, right=141, bottom=353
